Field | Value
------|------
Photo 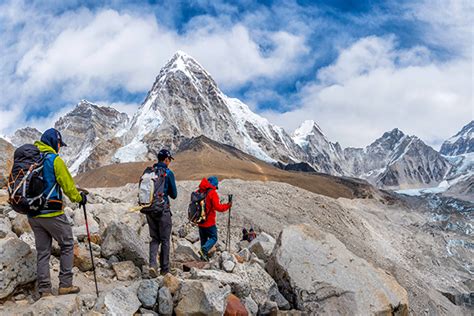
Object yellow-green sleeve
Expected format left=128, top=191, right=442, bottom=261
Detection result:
left=53, top=156, right=82, bottom=203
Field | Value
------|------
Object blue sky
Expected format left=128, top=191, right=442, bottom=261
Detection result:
left=0, top=0, right=472, bottom=148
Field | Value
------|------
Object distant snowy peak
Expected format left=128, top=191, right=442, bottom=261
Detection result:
left=440, top=121, right=473, bottom=156
left=10, top=127, right=42, bottom=147
left=293, top=120, right=325, bottom=147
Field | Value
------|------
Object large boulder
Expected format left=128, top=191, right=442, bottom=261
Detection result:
left=158, top=286, right=173, bottom=316
left=73, top=243, right=93, bottom=272
left=0, top=236, right=36, bottom=299
left=191, top=268, right=251, bottom=298
left=11, top=214, right=31, bottom=236
left=101, top=221, right=148, bottom=266
left=267, top=224, right=409, bottom=315
left=247, top=232, right=276, bottom=261
left=175, top=280, right=231, bottom=316
left=243, top=262, right=290, bottom=310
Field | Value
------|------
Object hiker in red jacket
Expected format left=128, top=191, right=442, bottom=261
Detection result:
left=197, top=176, right=231, bottom=261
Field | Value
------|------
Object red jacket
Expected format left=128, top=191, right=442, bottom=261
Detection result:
left=197, top=178, right=231, bottom=228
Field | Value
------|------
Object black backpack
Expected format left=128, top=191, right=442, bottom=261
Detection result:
left=188, top=189, right=211, bottom=224
left=7, top=144, right=48, bottom=215
left=138, top=166, right=168, bottom=215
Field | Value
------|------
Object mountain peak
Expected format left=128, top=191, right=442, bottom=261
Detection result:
left=294, top=120, right=323, bottom=138
left=440, top=120, right=474, bottom=156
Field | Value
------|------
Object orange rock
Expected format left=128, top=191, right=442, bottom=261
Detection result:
left=224, top=294, right=248, bottom=316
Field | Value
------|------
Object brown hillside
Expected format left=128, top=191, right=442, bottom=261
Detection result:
left=75, top=136, right=381, bottom=200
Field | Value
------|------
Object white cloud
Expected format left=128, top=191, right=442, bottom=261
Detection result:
left=263, top=36, right=473, bottom=149
left=0, top=2, right=308, bottom=134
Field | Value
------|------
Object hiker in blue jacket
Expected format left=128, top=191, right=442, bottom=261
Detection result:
left=144, top=149, right=177, bottom=276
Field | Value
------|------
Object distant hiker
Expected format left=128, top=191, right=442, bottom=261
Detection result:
left=196, top=176, right=232, bottom=261
left=242, top=227, right=257, bottom=242
left=28, top=128, right=87, bottom=297
left=139, top=149, right=177, bottom=276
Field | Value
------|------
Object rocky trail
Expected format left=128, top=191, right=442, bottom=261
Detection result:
left=0, top=180, right=472, bottom=315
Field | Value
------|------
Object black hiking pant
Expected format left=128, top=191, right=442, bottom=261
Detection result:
left=146, top=211, right=172, bottom=273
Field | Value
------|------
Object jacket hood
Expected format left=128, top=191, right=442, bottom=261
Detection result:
left=199, top=177, right=216, bottom=191
left=35, top=141, right=57, bottom=154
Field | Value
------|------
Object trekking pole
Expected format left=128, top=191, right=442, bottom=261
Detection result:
left=226, top=195, right=233, bottom=252
left=82, top=202, right=99, bottom=298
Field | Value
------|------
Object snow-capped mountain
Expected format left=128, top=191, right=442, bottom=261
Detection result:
left=10, top=127, right=42, bottom=147
left=342, top=129, right=452, bottom=189
left=292, top=120, right=345, bottom=175
left=114, top=51, right=304, bottom=164
left=440, top=121, right=473, bottom=156
left=55, top=100, right=129, bottom=174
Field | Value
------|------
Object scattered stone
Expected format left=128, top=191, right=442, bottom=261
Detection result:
left=237, top=248, right=251, bottom=262
left=248, top=232, right=276, bottom=261
left=158, top=286, right=173, bottom=316
left=22, top=294, right=79, bottom=314
left=163, top=273, right=181, bottom=295
left=73, top=243, right=93, bottom=272
left=0, top=236, right=36, bottom=299
left=191, top=268, right=251, bottom=298
left=112, top=261, right=141, bottom=281
left=19, top=232, right=35, bottom=250
left=267, top=224, right=409, bottom=314
left=237, top=240, right=249, bottom=251
left=137, top=279, right=159, bottom=309
left=185, top=229, right=200, bottom=243
left=174, top=239, right=201, bottom=262
left=11, top=215, right=31, bottom=236
left=175, top=280, right=231, bottom=316
left=140, top=307, right=159, bottom=315
left=96, top=284, right=141, bottom=315
left=0, top=217, right=12, bottom=238
left=225, top=294, right=248, bottom=316
left=244, top=262, right=290, bottom=310
left=101, top=221, right=148, bottom=266
left=223, top=260, right=236, bottom=273
left=259, top=300, right=278, bottom=315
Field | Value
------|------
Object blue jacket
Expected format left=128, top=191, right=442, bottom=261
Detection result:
left=154, top=162, right=177, bottom=204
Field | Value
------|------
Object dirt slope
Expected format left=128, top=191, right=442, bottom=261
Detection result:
left=75, top=136, right=382, bottom=200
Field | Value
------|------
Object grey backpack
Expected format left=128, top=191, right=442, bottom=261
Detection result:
left=138, top=166, right=168, bottom=214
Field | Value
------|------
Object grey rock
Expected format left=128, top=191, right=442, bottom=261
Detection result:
left=223, top=260, right=236, bottom=273
left=0, top=236, right=36, bottom=299
left=185, top=229, right=200, bottom=243
left=259, top=300, right=278, bottom=315
left=248, top=232, right=276, bottom=261
left=243, top=296, right=259, bottom=315
left=238, top=248, right=251, bottom=262
left=0, top=217, right=12, bottom=238
left=101, top=221, right=148, bottom=266
left=174, top=239, right=200, bottom=262
left=158, top=286, right=173, bottom=316
left=267, top=224, right=409, bottom=314
left=97, top=284, right=141, bottom=315
left=140, top=307, right=159, bottom=315
left=191, top=268, right=251, bottom=298
left=112, top=260, right=141, bottom=281
left=137, top=279, right=159, bottom=309
left=244, top=262, right=290, bottom=310
left=175, top=280, right=231, bottom=316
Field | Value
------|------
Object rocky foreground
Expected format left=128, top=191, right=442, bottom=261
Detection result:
left=0, top=180, right=472, bottom=315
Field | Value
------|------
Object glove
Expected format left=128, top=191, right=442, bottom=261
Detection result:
left=79, top=192, right=88, bottom=207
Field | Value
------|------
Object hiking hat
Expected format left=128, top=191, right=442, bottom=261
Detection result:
left=208, top=176, right=218, bottom=189
left=157, top=149, right=174, bottom=161
left=41, top=128, right=67, bottom=152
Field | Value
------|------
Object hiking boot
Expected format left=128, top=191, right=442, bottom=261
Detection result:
left=58, top=286, right=81, bottom=295
left=149, top=266, right=159, bottom=278
left=160, top=267, right=177, bottom=276
left=198, top=249, right=209, bottom=262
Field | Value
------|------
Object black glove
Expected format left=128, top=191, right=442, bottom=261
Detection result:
left=79, top=192, right=88, bottom=207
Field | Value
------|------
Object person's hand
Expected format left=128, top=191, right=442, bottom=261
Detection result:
left=79, top=192, right=88, bottom=207
left=228, top=202, right=233, bottom=208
